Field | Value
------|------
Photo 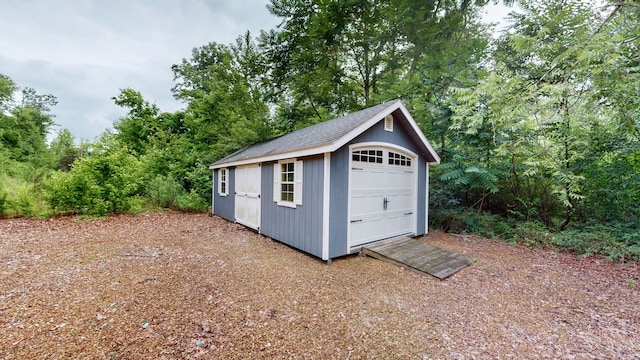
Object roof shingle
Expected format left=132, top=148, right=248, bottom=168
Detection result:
left=212, top=100, right=399, bottom=166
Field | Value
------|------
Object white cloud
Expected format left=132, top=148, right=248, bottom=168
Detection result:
left=0, top=0, right=279, bottom=141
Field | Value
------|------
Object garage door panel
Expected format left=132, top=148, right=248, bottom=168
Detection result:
left=386, top=193, right=413, bottom=212
left=387, top=172, right=413, bottom=187
left=382, top=211, right=413, bottom=238
left=351, top=170, right=386, bottom=189
left=349, top=147, right=416, bottom=248
left=351, top=195, right=384, bottom=217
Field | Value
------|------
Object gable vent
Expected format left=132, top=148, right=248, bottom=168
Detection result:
left=384, top=114, right=394, bottom=132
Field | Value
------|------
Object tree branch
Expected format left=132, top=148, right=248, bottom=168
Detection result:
left=536, top=2, right=623, bottom=86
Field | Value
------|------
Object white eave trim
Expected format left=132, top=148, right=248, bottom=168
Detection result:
left=210, top=100, right=441, bottom=170
left=210, top=143, right=335, bottom=169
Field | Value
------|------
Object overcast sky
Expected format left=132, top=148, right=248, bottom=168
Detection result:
left=1, top=1, right=511, bottom=142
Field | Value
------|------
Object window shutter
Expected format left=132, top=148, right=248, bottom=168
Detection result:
left=294, top=160, right=303, bottom=205
left=273, top=163, right=280, bottom=202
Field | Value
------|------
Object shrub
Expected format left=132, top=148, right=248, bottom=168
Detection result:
left=0, top=188, right=6, bottom=216
left=509, top=221, right=549, bottom=248
left=44, top=147, right=143, bottom=216
left=13, top=184, right=35, bottom=217
left=146, top=175, right=183, bottom=208
left=176, top=190, right=208, bottom=213
left=552, top=224, right=640, bottom=261
left=430, top=208, right=513, bottom=240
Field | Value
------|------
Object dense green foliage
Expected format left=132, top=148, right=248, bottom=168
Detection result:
left=1, top=0, right=638, bottom=260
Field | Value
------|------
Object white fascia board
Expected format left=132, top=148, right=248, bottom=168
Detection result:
left=329, top=100, right=402, bottom=152
left=330, top=100, right=441, bottom=164
left=396, top=102, right=441, bottom=164
left=210, top=143, right=335, bottom=169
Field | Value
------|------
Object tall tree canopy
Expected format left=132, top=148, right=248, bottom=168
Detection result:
left=260, top=0, right=491, bottom=132
left=171, top=41, right=272, bottom=159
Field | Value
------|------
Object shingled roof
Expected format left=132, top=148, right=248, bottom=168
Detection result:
left=210, top=100, right=440, bottom=168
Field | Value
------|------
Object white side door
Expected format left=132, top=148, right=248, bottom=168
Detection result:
left=235, top=164, right=261, bottom=231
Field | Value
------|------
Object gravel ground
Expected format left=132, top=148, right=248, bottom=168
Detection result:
left=1, top=212, right=638, bottom=359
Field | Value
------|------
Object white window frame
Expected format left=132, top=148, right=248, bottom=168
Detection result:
left=218, top=168, right=228, bottom=196
left=273, top=159, right=303, bottom=208
left=384, top=114, right=394, bottom=132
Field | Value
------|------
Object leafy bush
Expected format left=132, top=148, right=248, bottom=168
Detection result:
left=45, top=146, right=143, bottom=216
left=183, top=162, right=213, bottom=205
left=145, top=175, right=183, bottom=209
left=12, top=184, right=35, bottom=217
left=430, top=208, right=639, bottom=261
left=0, top=175, right=43, bottom=217
left=0, top=188, right=6, bottom=216
left=552, top=224, right=640, bottom=261
left=176, top=190, right=209, bottom=213
left=430, top=208, right=511, bottom=240
left=508, top=221, right=549, bottom=248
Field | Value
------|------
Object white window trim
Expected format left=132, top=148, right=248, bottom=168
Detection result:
left=218, top=168, right=228, bottom=196
left=384, top=114, right=393, bottom=132
left=273, top=159, right=303, bottom=208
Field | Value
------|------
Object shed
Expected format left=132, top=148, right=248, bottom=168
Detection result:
left=210, top=100, right=441, bottom=262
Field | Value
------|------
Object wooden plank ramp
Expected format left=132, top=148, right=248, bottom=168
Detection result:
left=362, top=236, right=472, bottom=279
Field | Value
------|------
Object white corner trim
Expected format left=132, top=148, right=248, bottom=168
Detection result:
left=425, top=162, right=430, bottom=235
left=322, top=152, right=331, bottom=260
left=211, top=170, right=215, bottom=215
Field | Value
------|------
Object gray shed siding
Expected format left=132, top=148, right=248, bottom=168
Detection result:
left=260, top=155, right=325, bottom=258
left=213, top=168, right=235, bottom=222
left=328, top=145, right=350, bottom=258
left=328, top=118, right=428, bottom=257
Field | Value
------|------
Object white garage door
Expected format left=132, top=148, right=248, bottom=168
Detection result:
left=235, top=164, right=261, bottom=231
left=349, top=147, right=415, bottom=247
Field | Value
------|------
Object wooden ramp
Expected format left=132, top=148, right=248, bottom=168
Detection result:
left=362, top=236, right=472, bottom=279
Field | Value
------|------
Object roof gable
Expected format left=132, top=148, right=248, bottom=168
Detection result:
left=211, top=100, right=440, bottom=168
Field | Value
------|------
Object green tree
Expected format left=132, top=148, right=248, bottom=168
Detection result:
left=112, top=88, right=161, bottom=155
left=49, top=129, right=80, bottom=171
left=172, top=41, right=272, bottom=160
left=0, top=74, right=16, bottom=112
left=445, top=0, right=639, bottom=233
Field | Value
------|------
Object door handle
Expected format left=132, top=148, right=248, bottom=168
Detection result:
left=383, top=197, right=389, bottom=210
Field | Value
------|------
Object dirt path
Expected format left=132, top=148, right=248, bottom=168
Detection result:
left=1, top=213, right=638, bottom=359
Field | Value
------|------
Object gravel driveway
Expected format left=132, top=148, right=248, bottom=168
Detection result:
left=1, top=212, right=638, bottom=359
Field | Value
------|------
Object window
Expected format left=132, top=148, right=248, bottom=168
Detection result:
left=389, top=152, right=411, bottom=166
left=281, top=162, right=295, bottom=202
left=352, top=149, right=383, bottom=163
left=218, top=168, right=228, bottom=196
left=273, top=159, right=303, bottom=207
